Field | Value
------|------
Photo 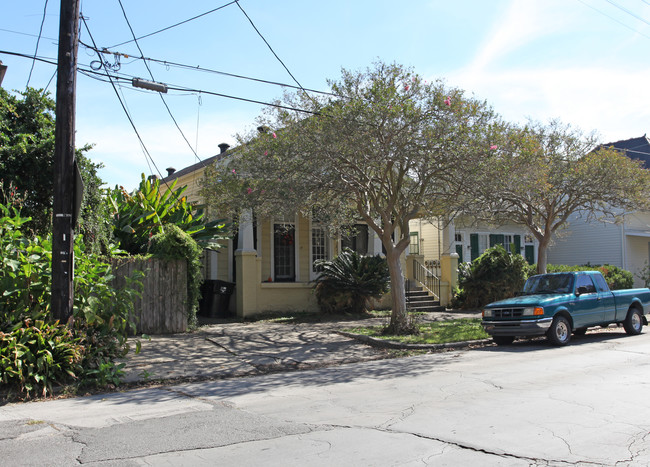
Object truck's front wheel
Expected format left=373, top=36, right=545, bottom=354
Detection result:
left=547, top=316, right=571, bottom=346
left=623, top=308, right=643, bottom=335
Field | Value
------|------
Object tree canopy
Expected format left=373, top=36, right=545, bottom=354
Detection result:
left=0, top=87, right=110, bottom=252
left=202, top=62, right=502, bottom=333
left=475, top=120, right=650, bottom=273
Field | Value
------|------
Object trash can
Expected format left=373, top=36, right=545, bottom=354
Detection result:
left=199, top=280, right=217, bottom=317
left=213, top=280, right=235, bottom=318
left=200, top=280, right=235, bottom=318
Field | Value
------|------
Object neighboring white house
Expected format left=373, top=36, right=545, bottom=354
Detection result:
left=409, top=217, right=538, bottom=267
left=547, top=135, right=650, bottom=286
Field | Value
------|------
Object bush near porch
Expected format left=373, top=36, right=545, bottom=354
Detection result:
left=452, top=244, right=635, bottom=309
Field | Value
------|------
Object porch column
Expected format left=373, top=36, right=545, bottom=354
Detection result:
left=235, top=209, right=258, bottom=317
left=439, top=218, right=457, bottom=307
left=441, top=218, right=455, bottom=256
left=440, top=252, right=459, bottom=307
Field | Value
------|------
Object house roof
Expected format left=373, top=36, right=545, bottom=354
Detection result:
left=161, top=151, right=229, bottom=184
left=599, top=135, right=650, bottom=169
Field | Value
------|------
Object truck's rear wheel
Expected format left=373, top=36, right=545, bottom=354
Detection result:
left=547, top=316, right=571, bottom=346
left=623, top=308, right=643, bottom=335
left=493, top=336, right=515, bottom=346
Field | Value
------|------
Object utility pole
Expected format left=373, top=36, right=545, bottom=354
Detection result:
left=51, top=0, right=81, bottom=323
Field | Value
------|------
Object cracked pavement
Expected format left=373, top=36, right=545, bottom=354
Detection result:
left=1, top=321, right=650, bottom=465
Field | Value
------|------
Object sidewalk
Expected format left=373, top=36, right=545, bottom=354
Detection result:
left=120, top=311, right=483, bottom=385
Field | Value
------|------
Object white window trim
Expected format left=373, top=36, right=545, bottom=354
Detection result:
left=309, top=220, right=332, bottom=281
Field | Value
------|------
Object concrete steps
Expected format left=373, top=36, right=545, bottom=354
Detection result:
left=406, top=288, right=446, bottom=312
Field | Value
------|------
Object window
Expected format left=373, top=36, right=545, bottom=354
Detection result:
left=504, top=235, right=513, bottom=253
left=593, top=274, right=609, bottom=292
left=274, top=223, right=295, bottom=282
left=455, top=232, right=462, bottom=242
left=478, top=234, right=488, bottom=256
left=576, top=275, right=596, bottom=294
left=409, top=231, right=419, bottom=255
left=311, top=226, right=329, bottom=277
left=342, top=224, right=368, bottom=255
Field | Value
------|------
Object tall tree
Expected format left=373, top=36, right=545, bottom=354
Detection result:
left=0, top=87, right=109, bottom=251
left=201, top=62, right=500, bottom=334
left=476, top=120, right=650, bottom=274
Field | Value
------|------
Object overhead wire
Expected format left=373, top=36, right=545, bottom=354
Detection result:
left=234, top=0, right=320, bottom=108
left=26, top=0, right=50, bottom=89
left=116, top=0, right=207, bottom=169
left=603, top=0, right=650, bottom=27
left=80, top=15, right=166, bottom=185
left=575, top=0, right=650, bottom=40
left=78, top=41, right=338, bottom=97
left=109, top=0, right=238, bottom=48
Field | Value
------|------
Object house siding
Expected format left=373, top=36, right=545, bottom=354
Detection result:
left=547, top=213, right=623, bottom=267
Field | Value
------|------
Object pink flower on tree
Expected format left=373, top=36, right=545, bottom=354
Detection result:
left=264, top=151, right=268, bottom=156
left=232, top=169, right=236, bottom=174
left=246, top=187, right=253, bottom=195
left=404, top=84, right=410, bottom=91
left=444, top=96, right=451, bottom=106
left=272, top=132, right=277, bottom=139
left=490, top=145, right=498, bottom=150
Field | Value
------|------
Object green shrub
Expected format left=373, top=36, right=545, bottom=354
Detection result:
left=107, top=174, right=228, bottom=254
left=456, top=245, right=528, bottom=309
left=149, top=224, right=202, bottom=326
left=0, top=196, right=142, bottom=399
left=72, top=240, right=143, bottom=387
left=0, top=320, right=84, bottom=399
left=545, top=263, right=633, bottom=290
left=313, top=249, right=389, bottom=314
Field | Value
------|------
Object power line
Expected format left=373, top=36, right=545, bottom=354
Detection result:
left=79, top=41, right=338, bottom=97
left=575, top=0, right=650, bottom=40
left=0, top=27, right=58, bottom=43
left=80, top=16, right=166, bottom=185
left=109, top=0, right=238, bottom=48
left=604, top=0, right=650, bottom=28
left=77, top=65, right=321, bottom=115
left=26, top=0, right=50, bottom=89
left=235, top=0, right=315, bottom=104
left=116, top=0, right=206, bottom=169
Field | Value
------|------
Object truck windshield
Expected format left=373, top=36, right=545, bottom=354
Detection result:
left=523, top=274, right=574, bottom=294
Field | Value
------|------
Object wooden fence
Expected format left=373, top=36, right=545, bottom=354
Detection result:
left=109, top=257, right=188, bottom=334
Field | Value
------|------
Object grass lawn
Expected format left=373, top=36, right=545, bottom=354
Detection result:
left=345, top=318, right=490, bottom=345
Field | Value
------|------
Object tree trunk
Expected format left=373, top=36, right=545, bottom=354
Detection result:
left=385, top=247, right=410, bottom=334
left=536, top=238, right=550, bottom=274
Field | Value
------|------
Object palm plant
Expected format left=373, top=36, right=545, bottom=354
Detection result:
left=313, top=248, right=390, bottom=314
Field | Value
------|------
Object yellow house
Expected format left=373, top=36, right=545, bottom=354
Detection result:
left=163, top=144, right=458, bottom=318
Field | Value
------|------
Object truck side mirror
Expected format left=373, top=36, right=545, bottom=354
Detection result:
left=576, top=286, right=588, bottom=295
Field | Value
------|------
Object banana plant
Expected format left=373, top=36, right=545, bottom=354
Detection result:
left=107, top=174, right=229, bottom=254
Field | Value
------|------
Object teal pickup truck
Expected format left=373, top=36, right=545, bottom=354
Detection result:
left=482, top=271, right=650, bottom=346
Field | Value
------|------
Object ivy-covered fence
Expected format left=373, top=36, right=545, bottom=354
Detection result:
left=109, top=257, right=188, bottom=334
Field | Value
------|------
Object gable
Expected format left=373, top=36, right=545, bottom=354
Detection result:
left=600, top=135, right=650, bottom=169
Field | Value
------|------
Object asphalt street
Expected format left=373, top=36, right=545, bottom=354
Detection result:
left=1, top=327, right=649, bottom=466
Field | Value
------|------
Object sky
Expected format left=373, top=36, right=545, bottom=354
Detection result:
left=2, top=0, right=650, bottom=190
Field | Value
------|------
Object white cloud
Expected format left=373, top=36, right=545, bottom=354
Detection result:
left=450, top=65, right=650, bottom=142
left=468, top=0, right=563, bottom=73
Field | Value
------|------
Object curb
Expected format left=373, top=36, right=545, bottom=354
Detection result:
left=335, top=330, right=492, bottom=350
